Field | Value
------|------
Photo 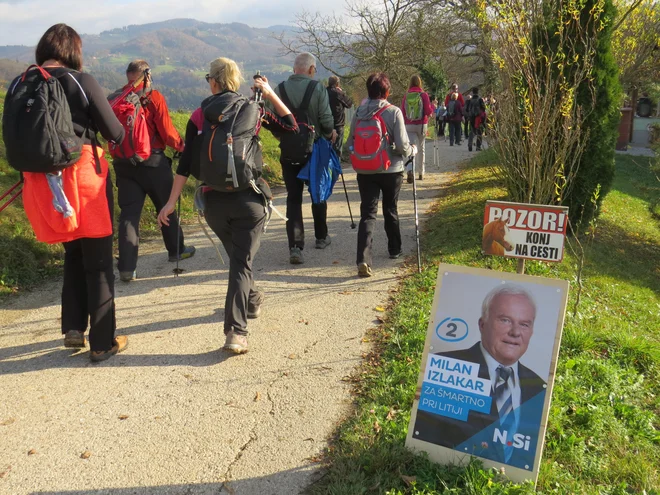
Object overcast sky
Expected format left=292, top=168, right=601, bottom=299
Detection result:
left=0, top=0, right=335, bottom=46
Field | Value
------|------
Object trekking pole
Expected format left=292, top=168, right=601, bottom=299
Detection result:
left=0, top=180, right=23, bottom=214
left=409, top=155, right=422, bottom=274
left=339, top=172, right=356, bottom=229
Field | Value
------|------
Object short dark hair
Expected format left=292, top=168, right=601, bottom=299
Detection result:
left=35, top=24, right=83, bottom=71
left=328, top=75, right=339, bottom=88
left=366, top=72, right=391, bottom=99
left=126, top=59, right=150, bottom=76
left=472, top=86, right=479, bottom=94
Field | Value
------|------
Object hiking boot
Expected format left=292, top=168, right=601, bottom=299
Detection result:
left=224, top=331, right=248, bottom=354
left=289, top=247, right=304, bottom=264
left=247, top=290, right=264, bottom=319
left=357, top=262, right=373, bottom=277
left=64, top=330, right=86, bottom=348
left=119, top=270, right=136, bottom=282
left=90, top=336, right=128, bottom=363
left=389, top=251, right=403, bottom=259
left=406, top=170, right=414, bottom=184
left=315, top=237, right=331, bottom=249
left=169, top=245, right=196, bottom=262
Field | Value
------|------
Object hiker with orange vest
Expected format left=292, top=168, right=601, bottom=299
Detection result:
left=401, top=75, right=435, bottom=183
left=5, top=24, right=127, bottom=362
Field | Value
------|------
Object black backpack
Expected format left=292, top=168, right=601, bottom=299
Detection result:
left=194, top=92, right=263, bottom=192
left=446, top=100, right=457, bottom=117
left=2, top=65, right=83, bottom=173
left=277, top=80, right=318, bottom=165
left=467, top=96, right=484, bottom=119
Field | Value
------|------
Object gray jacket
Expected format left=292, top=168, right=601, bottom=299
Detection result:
left=273, top=74, right=335, bottom=139
left=346, top=99, right=414, bottom=174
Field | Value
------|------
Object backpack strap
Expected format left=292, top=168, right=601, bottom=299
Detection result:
left=55, top=69, right=103, bottom=174
left=278, top=80, right=318, bottom=114
left=373, top=104, right=392, bottom=140
left=299, top=80, right=319, bottom=114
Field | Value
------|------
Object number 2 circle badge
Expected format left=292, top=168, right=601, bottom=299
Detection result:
left=436, top=317, right=469, bottom=342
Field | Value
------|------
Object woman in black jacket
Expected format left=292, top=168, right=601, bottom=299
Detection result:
left=158, top=57, right=298, bottom=354
left=16, top=24, right=126, bottom=361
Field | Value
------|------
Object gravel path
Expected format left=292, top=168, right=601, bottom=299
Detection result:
left=0, top=137, right=473, bottom=495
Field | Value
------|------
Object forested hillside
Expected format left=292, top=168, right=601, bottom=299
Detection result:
left=0, top=19, right=301, bottom=110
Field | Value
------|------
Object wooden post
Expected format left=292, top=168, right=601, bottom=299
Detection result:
left=517, top=259, right=526, bottom=274
left=629, top=87, right=638, bottom=143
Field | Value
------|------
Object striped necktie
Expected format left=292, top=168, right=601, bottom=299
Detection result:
left=494, top=365, right=515, bottom=462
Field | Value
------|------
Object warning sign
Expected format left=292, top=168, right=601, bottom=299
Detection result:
left=482, top=201, right=568, bottom=262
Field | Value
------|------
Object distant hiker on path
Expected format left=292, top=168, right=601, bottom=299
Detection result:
left=6, top=24, right=127, bottom=361
left=327, top=75, right=353, bottom=155
left=446, top=92, right=465, bottom=146
left=444, top=83, right=465, bottom=107
left=347, top=72, right=416, bottom=278
left=158, top=57, right=298, bottom=354
left=272, top=52, right=336, bottom=265
left=465, top=86, right=486, bottom=152
left=113, top=59, right=195, bottom=282
left=401, top=75, right=434, bottom=183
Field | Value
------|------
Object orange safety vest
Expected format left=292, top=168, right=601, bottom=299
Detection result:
left=22, top=144, right=113, bottom=244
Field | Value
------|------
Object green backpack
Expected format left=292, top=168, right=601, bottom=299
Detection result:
left=405, top=92, right=424, bottom=121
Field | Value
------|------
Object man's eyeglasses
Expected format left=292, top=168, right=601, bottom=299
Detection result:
left=205, top=74, right=211, bottom=83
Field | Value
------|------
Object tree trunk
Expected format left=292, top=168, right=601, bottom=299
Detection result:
left=629, top=87, right=638, bottom=142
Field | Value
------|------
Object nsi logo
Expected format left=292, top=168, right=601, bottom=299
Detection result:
left=493, top=429, right=532, bottom=451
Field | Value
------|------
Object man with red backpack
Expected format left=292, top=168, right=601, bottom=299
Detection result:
left=111, top=60, right=195, bottom=282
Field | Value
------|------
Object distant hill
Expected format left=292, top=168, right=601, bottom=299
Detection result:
left=0, top=19, right=305, bottom=110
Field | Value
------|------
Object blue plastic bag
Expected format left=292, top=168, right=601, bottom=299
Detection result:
left=297, top=138, right=342, bottom=204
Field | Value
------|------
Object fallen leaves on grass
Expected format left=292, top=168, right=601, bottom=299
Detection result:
left=401, top=474, right=417, bottom=487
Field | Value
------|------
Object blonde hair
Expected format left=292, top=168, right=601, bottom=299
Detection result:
left=451, top=92, right=458, bottom=100
left=410, top=75, right=422, bottom=90
left=208, top=57, right=244, bottom=92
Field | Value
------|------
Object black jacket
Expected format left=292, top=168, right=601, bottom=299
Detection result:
left=327, top=86, right=353, bottom=127
left=413, top=342, right=546, bottom=464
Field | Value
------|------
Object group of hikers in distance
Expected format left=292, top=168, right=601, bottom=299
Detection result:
left=2, top=23, right=488, bottom=360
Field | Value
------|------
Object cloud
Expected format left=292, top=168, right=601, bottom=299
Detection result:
left=0, top=0, right=337, bottom=46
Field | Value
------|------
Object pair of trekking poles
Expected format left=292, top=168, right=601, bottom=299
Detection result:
left=337, top=154, right=422, bottom=274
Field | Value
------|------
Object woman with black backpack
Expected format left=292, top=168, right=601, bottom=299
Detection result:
left=4, top=24, right=127, bottom=362
left=157, top=57, right=298, bottom=354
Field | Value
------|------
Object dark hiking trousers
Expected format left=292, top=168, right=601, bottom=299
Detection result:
left=333, top=126, right=345, bottom=155
left=464, top=118, right=470, bottom=140
left=204, top=188, right=267, bottom=336
left=281, top=160, right=328, bottom=249
left=356, top=172, right=404, bottom=267
left=61, top=173, right=116, bottom=352
left=468, top=118, right=483, bottom=150
left=114, top=153, right=185, bottom=272
left=449, top=121, right=462, bottom=145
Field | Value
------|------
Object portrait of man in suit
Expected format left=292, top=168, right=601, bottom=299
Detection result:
left=412, top=284, right=547, bottom=469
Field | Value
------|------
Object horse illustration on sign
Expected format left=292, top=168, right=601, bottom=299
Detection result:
left=482, top=219, right=514, bottom=255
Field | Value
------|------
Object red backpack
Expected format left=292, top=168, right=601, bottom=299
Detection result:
left=350, top=105, right=391, bottom=173
left=107, top=87, right=151, bottom=164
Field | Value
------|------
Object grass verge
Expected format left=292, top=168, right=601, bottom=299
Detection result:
left=309, top=150, right=660, bottom=494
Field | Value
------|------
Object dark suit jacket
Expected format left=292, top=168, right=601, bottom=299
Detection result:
left=413, top=343, right=546, bottom=466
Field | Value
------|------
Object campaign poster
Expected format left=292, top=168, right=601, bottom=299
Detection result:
left=482, top=201, right=569, bottom=262
left=405, top=264, right=569, bottom=484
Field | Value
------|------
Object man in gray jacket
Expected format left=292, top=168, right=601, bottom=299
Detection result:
left=273, top=52, right=336, bottom=264
left=345, top=72, right=416, bottom=277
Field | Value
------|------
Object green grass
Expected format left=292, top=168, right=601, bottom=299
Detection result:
left=0, top=95, right=283, bottom=297
left=309, top=151, right=660, bottom=494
